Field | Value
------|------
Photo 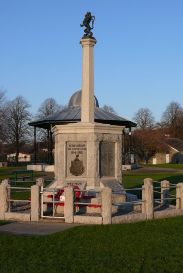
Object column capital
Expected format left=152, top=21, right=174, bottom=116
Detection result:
left=80, top=38, right=97, bottom=47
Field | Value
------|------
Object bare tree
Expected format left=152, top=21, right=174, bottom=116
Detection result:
left=0, top=90, right=6, bottom=138
left=102, top=104, right=117, bottom=114
left=3, top=96, right=31, bottom=163
left=36, top=98, right=64, bottom=142
left=37, top=98, right=63, bottom=119
left=161, top=102, right=183, bottom=138
left=0, top=90, right=6, bottom=159
left=161, top=102, right=182, bottom=126
left=133, top=108, right=155, bottom=129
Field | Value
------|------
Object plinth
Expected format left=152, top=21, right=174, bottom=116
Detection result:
left=53, top=122, right=123, bottom=190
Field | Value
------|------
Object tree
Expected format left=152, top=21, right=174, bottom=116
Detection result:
left=36, top=98, right=64, bottom=142
left=161, top=102, right=183, bottom=139
left=37, top=98, right=63, bottom=119
left=102, top=105, right=117, bottom=115
left=133, top=128, right=166, bottom=164
left=0, top=90, right=6, bottom=142
left=133, top=108, right=155, bottom=129
left=3, top=96, right=31, bottom=163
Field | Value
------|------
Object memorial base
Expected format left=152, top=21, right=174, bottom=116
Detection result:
left=53, top=122, right=123, bottom=189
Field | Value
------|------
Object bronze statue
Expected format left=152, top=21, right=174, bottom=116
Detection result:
left=80, top=12, right=95, bottom=38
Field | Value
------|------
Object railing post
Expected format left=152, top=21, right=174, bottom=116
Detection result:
left=64, top=187, right=74, bottom=223
left=161, top=180, right=170, bottom=206
left=31, top=185, right=40, bottom=221
left=143, top=178, right=154, bottom=220
left=0, top=180, right=9, bottom=219
left=176, top=183, right=183, bottom=209
left=36, top=177, right=44, bottom=187
left=102, top=187, right=112, bottom=224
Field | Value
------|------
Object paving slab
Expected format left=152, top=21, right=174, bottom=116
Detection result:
left=0, top=221, right=80, bottom=236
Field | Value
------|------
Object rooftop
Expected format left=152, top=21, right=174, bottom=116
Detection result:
left=29, top=90, right=136, bottom=129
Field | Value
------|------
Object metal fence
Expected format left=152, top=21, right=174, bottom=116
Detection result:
left=7, top=186, right=31, bottom=213
left=153, top=181, right=177, bottom=211
left=112, top=187, right=144, bottom=215
left=73, top=189, right=102, bottom=216
left=40, top=187, right=65, bottom=219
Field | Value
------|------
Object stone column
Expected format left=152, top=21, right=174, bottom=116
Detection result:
left=80, top=38, right=97, bottom=123
left=64, top=187, right=74, bottom=223
left=0, top=180, right=9, bottom=219
left=102, top=187, right=112, bottom=224
left=31, top=185, right=40, bottom=221
left=143, top=178, right=154, bottom=220
left=176, top=183, right=183, bottom=209
left=161, top=180, right=170, bottom=205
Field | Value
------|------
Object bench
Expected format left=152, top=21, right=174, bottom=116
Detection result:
left=13, top=170, right=34, bottom=181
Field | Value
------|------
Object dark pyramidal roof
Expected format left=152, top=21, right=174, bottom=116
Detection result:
left=29, top=90, right=136, bottom=129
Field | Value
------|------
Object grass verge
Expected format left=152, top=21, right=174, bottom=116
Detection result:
left=1, top=217, right=183, bottom=272
left=144, top=163, right=183, bottom=169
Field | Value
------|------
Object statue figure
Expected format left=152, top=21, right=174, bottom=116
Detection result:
left=80, top=12, right=95, bottom=38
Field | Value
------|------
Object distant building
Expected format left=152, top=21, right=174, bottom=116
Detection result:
left=150, top=138, right=183, bottom=164
left=7, top=153, right=31, bottom=162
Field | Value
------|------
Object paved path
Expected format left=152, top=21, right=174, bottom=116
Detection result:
left=0, top=221, right=80, bottom=236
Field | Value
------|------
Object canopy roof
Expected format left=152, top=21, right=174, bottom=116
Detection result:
left=29, top=91, right=136, bottom=129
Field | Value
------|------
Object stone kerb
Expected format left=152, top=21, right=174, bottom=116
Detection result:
left=0, top=179, right=9, bottom=220
left=102, top=187, right=112, bottom=224
left=143, top=178, right=154, bottom=220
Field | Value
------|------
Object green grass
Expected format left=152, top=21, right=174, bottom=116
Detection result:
left=123, top=172, right=183, bottom=188
left=0, top=166, right=53, bottom=181
left=122, top=172, right=183, bottom=201
left=1, top=168, right=183, bottom=272
left=145, top=163, right=183, bottom=169
left=1, top=217, right=183, bottom=272
left=0, top=221, right=10, bottom=226
left=0, top=166, right=53, bottom=201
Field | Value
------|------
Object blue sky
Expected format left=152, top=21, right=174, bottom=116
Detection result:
left=0, top=0, right=183, bottom=122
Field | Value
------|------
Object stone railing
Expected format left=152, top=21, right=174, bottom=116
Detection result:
left=0, top=178, right=44, bottom=222
left=0, top=178, right=183, bottom=224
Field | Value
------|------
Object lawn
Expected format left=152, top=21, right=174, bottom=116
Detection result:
left=0, top=166, right=54, bottom=201
left=122, top=171, right=183, bottom=201
left=0, top=166, right=53, bottom=181
left=1, top=168, right=183, bottom=272
left=1, top=217, right=183, bottom=273
left=123, top=172, right=183, bottom=188
left=143, top=163, right=183, bottom=169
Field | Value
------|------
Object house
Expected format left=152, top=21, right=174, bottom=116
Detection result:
left=151, top=138, right=183, bottom=164
left=7, top=153, right=31, bottom=162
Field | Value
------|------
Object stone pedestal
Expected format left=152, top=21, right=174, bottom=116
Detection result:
left=53, top=122, right=123, bottom=189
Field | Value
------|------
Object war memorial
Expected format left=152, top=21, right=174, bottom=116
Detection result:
left=1, top=13, right=183, bottom=225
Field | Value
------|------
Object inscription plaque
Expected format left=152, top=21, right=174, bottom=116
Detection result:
left=67, top=142, right=87, bottom=177
left=100, top=142, right=115, bottom=177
